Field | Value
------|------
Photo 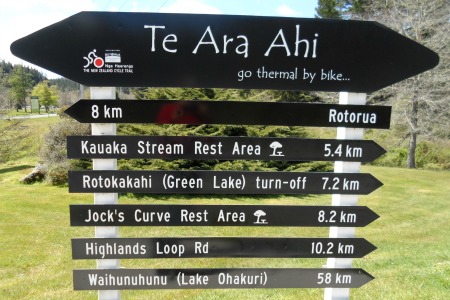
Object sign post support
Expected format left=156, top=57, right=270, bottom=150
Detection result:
left=325, top=92, right=366, bottom=300
left=90, top=87, right=120, bottom=300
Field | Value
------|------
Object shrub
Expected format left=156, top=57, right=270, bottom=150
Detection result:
left=372, top=147, right=408, bottom=167
left=370, top=141, right=450, bottom=170
left=415, top=141, right=450, bottom=170
left=57, top=105, right=70, bottom=118
left=40, top=118, right=90, bottom=185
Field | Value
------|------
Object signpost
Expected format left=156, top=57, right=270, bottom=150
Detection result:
left=68, top=170, right=382, bottom=195
left=64, top=99, right=391, bottom=129
left=72, top=237, right=376, bottom=259
left=73, top=268, right=374, bottom=290
left=11, top=9, right=439, bottom=300
left=11, top=12, right=438, bottom=92
left=67, top=136, right=386, bottom=162
left=30, top=96, right=39, bottom=114
left=70, top=204, right=380, bottom=227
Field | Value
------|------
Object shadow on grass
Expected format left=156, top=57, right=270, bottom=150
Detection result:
left=0, top=165, right=34, bottom=175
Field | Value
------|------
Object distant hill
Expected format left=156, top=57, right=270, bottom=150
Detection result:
left=49, top=77, right=79, bottom=92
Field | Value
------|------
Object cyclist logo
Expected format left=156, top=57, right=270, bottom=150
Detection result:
left=82, top=49, right=133, bottom=75
left=83, top=49, right=104, bottom=68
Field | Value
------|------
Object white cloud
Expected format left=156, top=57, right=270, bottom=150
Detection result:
left=159, top=0, right=221, bottom=14
left=277, top=4, right=298, bottom=17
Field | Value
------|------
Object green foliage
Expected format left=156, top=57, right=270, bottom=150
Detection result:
left=57, top=105, right=70, bottom=117
left=45, top=165, right=69, bottom=186
left=315, top=0, right=370, bottom=19
left=372, top=147, right=408, bottom=168
left=272, top=90, right=321, bottom=103
left=0, top=67, right=9, bottom=108
left=315, top=0, right=342, bottom=18
left=1, top=60, right=49, bottom=110
left=40, top=118, right=90, bottom=185
left=0, top=60, right=14, bottom=74
left=415, top=141, right=450, bottom=170
left=8, top=65, right=33, bottom=111
left=1, top=60, right=45, bottom=85
left=133, top=87, right=257, bottom=101
left=49, top=77, right=78, bottom=91
left=31, top=81, right=59, bottom=112
left=132, top=87, right=318, bottom=103
left=132, top=87, right=212, bottom=100
left=371, top=140, right=450, bottom=170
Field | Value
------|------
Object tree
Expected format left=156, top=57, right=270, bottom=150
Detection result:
left=0, top=66, right=9, bottom=110
left=315, top=0, right=368, bottom=19
left=32, top=81, right=59, bottom=112
left=8, top=65, right=33, bottom=112
left=316, top=0, right=449, bottom=168
left=362, top=0, right=449, bottom=168
left=49, top=77, right=79, bottom=91
left=40, top=118, right=90, bottom=185
left=315, top=0, right=341, bottom=18
left=270, top=90, right=320, bottom=103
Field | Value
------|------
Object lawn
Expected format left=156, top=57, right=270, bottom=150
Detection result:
left=0, top=117, right=448, bottom=299
left=0, top=163, right=448, bottom=299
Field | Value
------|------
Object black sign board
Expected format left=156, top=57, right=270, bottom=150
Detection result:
left=72, top=237, right=376, bottom=259
left=70, top=204, right=379, bottom=227
left=64, top=100, right=391, bottom=129
left=11, top=12, right=438, bottom=92
left=68, top=170, right=382, bottom=195
left=67, top=135, right=386, bottom=162
left=73, top=268, right=373, bottom=290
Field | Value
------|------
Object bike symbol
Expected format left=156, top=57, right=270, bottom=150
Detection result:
left=83, top=49, right=104, bottom=68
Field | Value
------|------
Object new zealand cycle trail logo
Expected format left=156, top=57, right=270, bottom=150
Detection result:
left=83, top=49, right=133, bottom=74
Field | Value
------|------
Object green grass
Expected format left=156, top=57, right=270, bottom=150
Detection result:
left=1, top=109, right=34, bottom=117
left=2, top=108, right=57, bottom=117
left=0, top=117, right=448, bottom=299
left=0, top=164, right=448, bottom=299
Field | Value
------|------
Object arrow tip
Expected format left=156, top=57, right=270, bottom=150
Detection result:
left=366, top=239, right=378, bottom=255
left=64, top=102, right=79, bottom=121
left=371, top=174, right=384, bottom=193
left=359, top=269, right=375, bottom=287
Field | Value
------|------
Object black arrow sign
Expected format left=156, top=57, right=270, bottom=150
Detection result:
left=71, top=237, right=376, bottom=259
left=68, top=170, right=382, bottom=195
left=64, top=100, right=391, bottom=129
left=69, top=204, right=379, bottom=227
left=67, top=135, right=386, bottom=162
left=11, top=12, right=438, bottom=92
left=73, top=268, right=373, bottom=290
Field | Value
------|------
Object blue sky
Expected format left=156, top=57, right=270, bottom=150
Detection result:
left=0, top=0, right=317, bottom=78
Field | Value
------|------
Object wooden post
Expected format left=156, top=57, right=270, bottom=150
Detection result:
left=90, top=87, right=120, bottom=300
left=324, top=92, right=366, bottom=300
